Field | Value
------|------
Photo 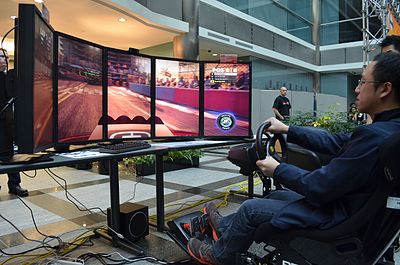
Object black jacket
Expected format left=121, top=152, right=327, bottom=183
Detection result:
left=271, top=108, right=400, bottom=230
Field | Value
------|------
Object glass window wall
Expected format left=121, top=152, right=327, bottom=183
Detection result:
left=218, top=0, right=381, bottom=45
left=320, top=0, right=380, bottom=45
left=251, top=58, right=313, bottom=92
left=321, top=73, right=347, bottom=97
left=218, top=0, right=313, bottom=43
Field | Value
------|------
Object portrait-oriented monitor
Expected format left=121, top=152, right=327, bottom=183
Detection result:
left=203, top=63, right=252, bottom=138
left=155, top=59, right=200, bottom=138
left=99, top=50, right=151, bottom=140
left=15, top=4, right=54, bottom=153
left=56, top=34, right=103, bottom=144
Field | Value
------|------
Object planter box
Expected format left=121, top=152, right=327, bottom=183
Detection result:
left=136, top=157, right=199, bottom=176
left=98, top=157, right=199, bottom=176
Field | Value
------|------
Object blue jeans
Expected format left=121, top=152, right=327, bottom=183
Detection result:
left=212, top=190, right=303, bottom=264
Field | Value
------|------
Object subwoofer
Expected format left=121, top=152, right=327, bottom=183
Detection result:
left=107, top=202, right=149, bottom=242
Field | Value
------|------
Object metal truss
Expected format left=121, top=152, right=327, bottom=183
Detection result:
left=362, top=0, right=386, bottom=66
left=362, top=0, right=400, bottom=66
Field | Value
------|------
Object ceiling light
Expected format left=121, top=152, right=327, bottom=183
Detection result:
left=34, top=0, right=44, bottom=3
left=118, top=18, right=126, bottom=22
left=212, top=53, right=218, bottom=57
left=10, top=15, right=17, bottom=20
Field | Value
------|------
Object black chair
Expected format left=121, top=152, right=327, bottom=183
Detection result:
left=253, top=132, right=400, bottom=265
left=287, top=143, right=323, bottom=171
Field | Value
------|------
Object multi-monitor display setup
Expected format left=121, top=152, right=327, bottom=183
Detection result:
left=14, top=4, right=252, bottom=154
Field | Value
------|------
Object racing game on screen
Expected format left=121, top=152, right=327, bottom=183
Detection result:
left=155, top=59, right=200, bottom=137
left=103, top=51, right=151, bottom=140
left=203, top=63, right=250, bottom=137
left=33, top=14, right=53, bottom=150
left=57, top=36, right=103, bottom=143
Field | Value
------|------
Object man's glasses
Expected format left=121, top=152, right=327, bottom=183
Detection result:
left=357, top=79, right=384, bottom=87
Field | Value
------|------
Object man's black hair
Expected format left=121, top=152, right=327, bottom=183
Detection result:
left=372, top=52, right=400, bottom=101
left=380, top=35, right=400, bottom=52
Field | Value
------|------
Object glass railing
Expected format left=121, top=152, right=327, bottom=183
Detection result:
left=216, top=0, right=313, bottom=43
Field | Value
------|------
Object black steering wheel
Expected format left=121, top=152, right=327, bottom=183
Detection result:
left=255, top=121, right=288, bottom=163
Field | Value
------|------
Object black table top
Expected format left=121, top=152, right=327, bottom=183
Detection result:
left=151, top=139, right=254, bottom=151
left=0, top=139, right=254, bottom=174
left=0, top=146, right=167, bottom=174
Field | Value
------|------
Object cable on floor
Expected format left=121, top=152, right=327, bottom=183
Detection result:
left=16, top=196, right=63, bottom=244
left=148, top=172, right=263, bottom=223
left=0, top=214, right=54, bottom=250
left=44, top=168, right=107, bottom=215
left=43, top=169, right=130, bottom=244
left=21, top=170, right=37, bottom=178
left=0, top=227, right=98, bottom=265
left=123, top=175, right=144, bottom=203
left=78, top=251, right=192, bottom=264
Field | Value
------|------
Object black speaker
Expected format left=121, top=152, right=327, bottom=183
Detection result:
left=107, top=202, right=149, bottom=242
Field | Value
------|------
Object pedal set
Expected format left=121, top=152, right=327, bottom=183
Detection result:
left=181, top=212, right=211, bottom=239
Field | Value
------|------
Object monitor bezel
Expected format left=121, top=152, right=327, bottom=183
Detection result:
left=201, top=61, right=253, bottom=140
left=153, top=56, right=202, bottom=140
left=15, top=4, right=56, bottom=153
left=105, top=47, right=153, bottom=142
left=54, top=31, right=106, bottom=147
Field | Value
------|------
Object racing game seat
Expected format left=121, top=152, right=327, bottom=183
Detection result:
left=254, top=132, right=400, bottom=265
left=286, top=143, right=324, bottom=171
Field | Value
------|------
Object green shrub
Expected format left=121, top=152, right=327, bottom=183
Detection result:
left=123, top=149, right=204, bottom=167
left=286, top=109, right=358, bottom=134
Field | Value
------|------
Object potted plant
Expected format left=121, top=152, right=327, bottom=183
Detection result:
left=98, top=149, right=204, bottom=176
left=126, top=149, right=204, bottom=176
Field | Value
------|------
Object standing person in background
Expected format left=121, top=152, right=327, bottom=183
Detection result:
left=348, top=102, right=359, bottom=122
left=363, top=34, right=400, bottom=125
left=380, top=35, right=400, bottom=53
left=0, top=48, right=29, bottom=197
left=272, top=86, right=291, bottom=121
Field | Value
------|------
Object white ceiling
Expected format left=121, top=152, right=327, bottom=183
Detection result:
left=0, top=0, right=188, bottom=55
left=0, top=0, right=363, bottom=74
left=0, top=0, right=251, bottom=61
left=199, top=38, right=249, bottom=61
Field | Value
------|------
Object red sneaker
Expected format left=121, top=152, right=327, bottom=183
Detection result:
left=203, top=202, right=222, bottom=241
left=187, top=238, right=217, bottom=265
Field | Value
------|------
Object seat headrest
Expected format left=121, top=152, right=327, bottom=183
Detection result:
left=379, top=132, right=400, bottom=182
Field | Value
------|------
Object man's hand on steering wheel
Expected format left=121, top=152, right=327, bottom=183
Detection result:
left=256, top=157, right=280, bottom=177
left=255, top=117, right=289, bottom=177
left=264, top=117, right=289, bottom=134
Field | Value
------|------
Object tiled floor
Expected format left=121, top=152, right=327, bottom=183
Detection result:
left=0, top=148, right=255, bottom=264
left=0, top=148, right=398, bottom=265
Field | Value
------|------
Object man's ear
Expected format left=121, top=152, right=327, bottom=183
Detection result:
left=379, top=82, right=393, bottom=99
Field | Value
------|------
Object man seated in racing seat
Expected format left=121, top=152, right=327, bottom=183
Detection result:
left=186, top=52, right=400, bottom=265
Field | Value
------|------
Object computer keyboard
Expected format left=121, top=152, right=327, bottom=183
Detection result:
left=99, top=141, right=151, bottom=154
